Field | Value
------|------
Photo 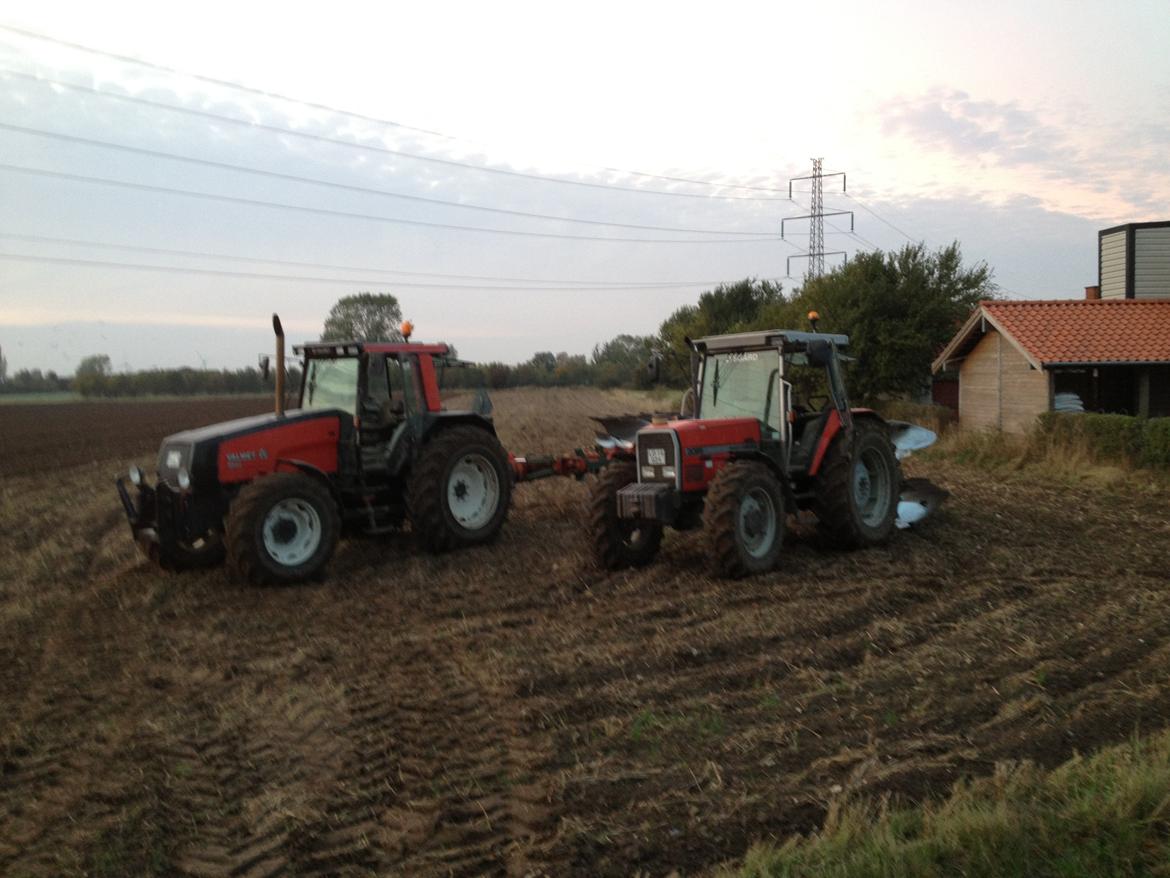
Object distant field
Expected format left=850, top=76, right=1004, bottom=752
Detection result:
left=1, top=388, right=1169, bottom=876
left=0, top=396, right=272, bottom=477
left=0, top=392, right=81, bottom=405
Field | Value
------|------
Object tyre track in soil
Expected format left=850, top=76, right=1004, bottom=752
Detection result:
left=497, top=470, right=1170, bottom=875
left=134, top=568, right=561, bottom=878
left=6, top=390, right=1170, bottom=876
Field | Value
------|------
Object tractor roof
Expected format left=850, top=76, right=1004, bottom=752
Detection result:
left=294, top=340, right=451, bottom=357
left=695, top=329, right=850, bottom=352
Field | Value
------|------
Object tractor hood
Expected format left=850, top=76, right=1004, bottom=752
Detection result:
left=155, top=408, right=345, bottom=489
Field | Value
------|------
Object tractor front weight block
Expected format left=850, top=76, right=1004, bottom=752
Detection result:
left=616, top=482, right=678, bottom=523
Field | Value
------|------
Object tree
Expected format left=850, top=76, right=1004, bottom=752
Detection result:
left=656, top=278, right=784, bottom=384
left=591, top=334, right=655, bottom=388
left=321, top=293, right=403, bottom=341
left=762, top=242, right=994, bottom=401
left=75, top=354, right=113, bottom=397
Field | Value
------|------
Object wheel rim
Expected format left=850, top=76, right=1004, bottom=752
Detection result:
left=737, top=487, right=777, bottom=559
left=262, top=498, right=322, bottom=567
left=853, top=448, right=892, bottom=527
left=447, top=453, right=500, bottom=531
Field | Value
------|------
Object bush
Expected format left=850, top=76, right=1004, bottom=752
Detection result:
left=1035, top=412, right=1144, bottom=463
left=1141, top=418, right=1170, bottom=468
left=1031, top=413, right=1170, bottom=470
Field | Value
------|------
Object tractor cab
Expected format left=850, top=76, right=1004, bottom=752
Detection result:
left=592, top=325, right=909, bottom=578
left=294, top=339, right=451, bottom=485
left=689, top=328, right=852, bottom=476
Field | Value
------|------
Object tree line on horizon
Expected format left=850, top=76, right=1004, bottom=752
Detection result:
left=0, top=242, right=992, bottom=402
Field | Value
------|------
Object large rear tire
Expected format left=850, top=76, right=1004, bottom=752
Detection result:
left=704, top=461, right=785, bottom=578
left=589, top=462, right=663, bottom=570
left=813, top=418, right=900, bottom=549
left=407, top=425, right=512, bottom=553
left=225, top=472, right=340, bottom=585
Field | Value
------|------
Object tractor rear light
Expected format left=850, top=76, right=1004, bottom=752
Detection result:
left=128, top=464, right=144, bottom=486
left=177, top=467, right=192, bottom=490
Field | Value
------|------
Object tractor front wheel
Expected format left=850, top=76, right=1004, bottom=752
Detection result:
left=155, top=531, right=225, bottom=572
left=589, top=462, right=663, bottom=570
left=407, top=426, right=512, bottom=553
left=704, top=461, right=785, bottom=578
left=813, top=418, right=900, bottom=549
left=225, top=472, right=340, bottom=585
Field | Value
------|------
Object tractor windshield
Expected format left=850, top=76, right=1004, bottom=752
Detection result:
left=302, top=357, right=358, bottom=415
left=700, top=350, right=781, bottom=437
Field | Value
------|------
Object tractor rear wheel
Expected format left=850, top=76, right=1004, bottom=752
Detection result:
left=407, top=426, right=512, bottom=553
left=704, top=461, right=785, bottom=578
left=225, top=472, right=340, bottom=585
left=813, top=418, right=900, bottom=549
left=588, top=462, right=663, bottom=569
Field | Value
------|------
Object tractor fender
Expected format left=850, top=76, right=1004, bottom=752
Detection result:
left=419, top=412, right=498, bottom=440
left=272, top=458, right=341, bottom=502
left=808, top=409, right=890, bottom=476
left=726, top=449, right=799, bottom=513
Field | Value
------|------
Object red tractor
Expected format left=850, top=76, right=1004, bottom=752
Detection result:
left=588, top=325, right=940, bottom=577
left=116, top=317, right=513, bottom=584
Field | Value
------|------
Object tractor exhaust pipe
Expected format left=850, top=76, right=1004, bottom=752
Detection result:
left=272, top=313, right=285, bottom=417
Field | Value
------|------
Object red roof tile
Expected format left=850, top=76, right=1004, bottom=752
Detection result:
left=983, top=299, right=1170, bottom=365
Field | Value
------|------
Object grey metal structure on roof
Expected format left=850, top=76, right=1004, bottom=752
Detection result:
left=694, top=329, right=850, bottom=351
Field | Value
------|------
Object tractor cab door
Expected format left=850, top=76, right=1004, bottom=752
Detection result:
left=784, top=339, right=845, bottom=472
left=358, top=354, right=416, bottom=477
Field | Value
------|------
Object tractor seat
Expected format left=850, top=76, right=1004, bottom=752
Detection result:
left=789, top=410, right=828, bottom=469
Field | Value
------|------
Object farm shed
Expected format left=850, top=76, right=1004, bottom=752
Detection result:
left=932, top=298, right=1170, bottom=432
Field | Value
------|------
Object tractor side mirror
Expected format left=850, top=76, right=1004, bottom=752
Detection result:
left=258, top=354, right=270, bottom=381
left=646, top=355, right=661, bottom=384
left=806, top=339, right=833, bottom=368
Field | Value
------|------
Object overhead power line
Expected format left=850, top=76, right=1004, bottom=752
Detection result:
left=0, top=24, right=807, bottom=199
left=0, top=122, right=779, bottom=237
left=0, top=22, right=456, bottom=141
left=834, top=191, right=922, bottom=244
left=0, top=163, right=788, bottom=244
left=0, top=232, right=779, bottom=287
left=0, top=251, right=773, bottom=291
left=0, top=66, right=790, bottom=203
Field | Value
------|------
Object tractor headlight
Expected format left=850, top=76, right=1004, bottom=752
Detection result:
left=641, top=465, right=655, bottom=479
left=177, top=467, right=192, bottom=490
left=128, top=464, right=144, bottom=486
left=661, top=466, right=676, bottom=479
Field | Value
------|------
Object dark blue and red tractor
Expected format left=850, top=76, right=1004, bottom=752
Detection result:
left=116, top=317, right=526, bottom=584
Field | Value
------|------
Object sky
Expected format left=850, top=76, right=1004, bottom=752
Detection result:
left=1, top=0, right=1168, bottom=374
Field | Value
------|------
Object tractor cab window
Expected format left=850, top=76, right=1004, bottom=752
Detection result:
left=396, top=357, right=418, bottom=414
left=700, top=350, right=781, bottom=438
left=302, top=357, right=359, bottom=415
left=783, top=351, right=834, bottom=414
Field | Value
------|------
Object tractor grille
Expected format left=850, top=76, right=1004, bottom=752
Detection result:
left=156, top=442, right=192, bottom=487
left=636, top=428, right=680, bottom=486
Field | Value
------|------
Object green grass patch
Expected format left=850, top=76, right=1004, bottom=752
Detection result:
left=731, top=730, right=1170, bottom=878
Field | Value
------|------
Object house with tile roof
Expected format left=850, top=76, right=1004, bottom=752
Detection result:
left=932, top=296, right=1170, bottom=432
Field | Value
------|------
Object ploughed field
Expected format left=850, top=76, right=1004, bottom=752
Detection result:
left=2, top=387, right=1169, bottom=877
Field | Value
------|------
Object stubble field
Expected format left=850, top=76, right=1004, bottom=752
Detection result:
left=2, top=387, right=1169, bottom=876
